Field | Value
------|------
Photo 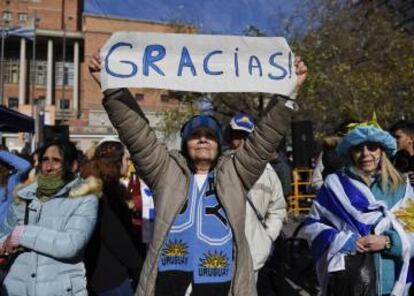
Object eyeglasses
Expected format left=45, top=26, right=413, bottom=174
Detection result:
left=352, top=143, right=381, bottom=153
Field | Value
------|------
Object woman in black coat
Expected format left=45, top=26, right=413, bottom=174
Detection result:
left=82, top=140, right=143, bottom=296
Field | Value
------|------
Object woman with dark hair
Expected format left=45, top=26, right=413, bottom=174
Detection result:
left=0, top=140, right=99, bottom=296
left=82, top=140, right=143, bottom=296
left=0, top=150, right=31, bottom=224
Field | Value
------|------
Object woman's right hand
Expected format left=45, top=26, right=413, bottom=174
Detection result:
left=0, top=236, right=16, bottom=256
left=357, top=235, right=388, bottom=252
left=88, top=53, right=102, bottom=88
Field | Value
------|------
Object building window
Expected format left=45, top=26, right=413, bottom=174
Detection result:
left=2, top=11, right=12, bottom=21
left=135, top=93, right=144, bottom=101
left=8, top=97, right=18, bottom=109
left=18, top=13, right=28, bottom=23
left=55, top=62, right=74, bottom=86
left=161, top=94, right=170, bottom=103
left=29, top=60, right=47, bottom=85
left=4, top=59, right=19, bottom=84
left=59, top=99, right=70, bottom=110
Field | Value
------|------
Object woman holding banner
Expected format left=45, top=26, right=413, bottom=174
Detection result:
left=88, top=53, right=307, bottom=296
left=304, top=122, right=414, bottom=296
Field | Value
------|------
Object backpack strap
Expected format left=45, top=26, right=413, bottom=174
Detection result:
left=246, top=196, right=267, bottom=229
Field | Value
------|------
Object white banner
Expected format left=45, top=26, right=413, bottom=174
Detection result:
left=100, top=32, right=296, bottom=95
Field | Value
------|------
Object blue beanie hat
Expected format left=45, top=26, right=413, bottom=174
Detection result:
left=181, top=115, right=223, bottom=149
left=229, top=113, right=255, bottom=134
left=336, top=125, right=397, bottom=159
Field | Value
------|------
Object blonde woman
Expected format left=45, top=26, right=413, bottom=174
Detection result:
left=304, top=123, right=414, bottom=296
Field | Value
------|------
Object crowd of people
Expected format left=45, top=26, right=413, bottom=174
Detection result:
left=0, top=51, right=413, bottom=296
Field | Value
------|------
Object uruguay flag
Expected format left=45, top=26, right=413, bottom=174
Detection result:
left=304, top=172, right=414, bottom=296
left=0, top=26, right=35, bottom=40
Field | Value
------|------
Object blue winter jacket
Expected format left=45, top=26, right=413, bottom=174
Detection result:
left=0, top=151, right=31, bottom=224
left=0, top=176, right=99, bottom=296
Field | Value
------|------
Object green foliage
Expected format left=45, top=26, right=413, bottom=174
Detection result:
left=293, top=0, right=414, bottom=132
left=160, top=2, right=414, bottom=138
left=156, top=91, right=199, bottom=140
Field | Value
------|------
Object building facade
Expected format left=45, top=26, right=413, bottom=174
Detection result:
left=1, top=0, right=188, bottom=151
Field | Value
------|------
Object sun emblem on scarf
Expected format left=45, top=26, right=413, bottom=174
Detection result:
left=161, top=239, right=188, bottom=257
left=199, top=251, right=228, bottom=268
left=238, top=116, right=250, bottom=123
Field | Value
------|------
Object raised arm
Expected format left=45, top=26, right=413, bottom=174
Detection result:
left=0, top=151, right=31, bottom=177
left=233, top=57, right=307, bottom=191
left=89, top=54, right=175, bottom=190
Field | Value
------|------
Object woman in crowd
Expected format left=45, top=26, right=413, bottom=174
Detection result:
left=82, top=140, right=143, bottom=296
left=0, top=149, right=31, bottom=224
left=0, top=140, right=99, bottom=296
left=89, top=54, right=307, bottom=296
left=305, top=122, right=414, bottom=296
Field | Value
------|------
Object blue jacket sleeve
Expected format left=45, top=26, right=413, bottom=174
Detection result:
left=0, top=151, right=31, bottom=176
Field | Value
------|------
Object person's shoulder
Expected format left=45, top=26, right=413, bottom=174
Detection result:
left=264, top=163, right=278, bottom=176
left=68, top=176, right=102, bottom=199
left=169, top=149, right=187, bottom=165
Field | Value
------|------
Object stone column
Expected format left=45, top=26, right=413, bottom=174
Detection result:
left=46, top=39, right=53, bottom=105
left=18, top=38, right=26, bottom=105
left=73, top=40, right=79, bottom=113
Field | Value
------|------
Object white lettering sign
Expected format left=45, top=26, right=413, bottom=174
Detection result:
left=101, top=32, right=296, bottom=95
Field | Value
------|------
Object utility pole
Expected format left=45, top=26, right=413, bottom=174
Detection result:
left=31, top=11, right=38, bottom=150
left=0, top=19, right=8, bottom=106
left=31, top=11, right=37, bottom=108
left=0, top=20, right=5, bottom=145
left=61, top=0, right=66, bottom=122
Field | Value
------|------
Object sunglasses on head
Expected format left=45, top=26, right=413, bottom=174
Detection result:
left=352, top=142, right=382, bottom=152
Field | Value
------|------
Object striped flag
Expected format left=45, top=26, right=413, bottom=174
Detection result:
left=0, top=26, right=35, bottom=40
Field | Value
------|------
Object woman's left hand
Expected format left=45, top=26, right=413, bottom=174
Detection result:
left=0, top=236, right=16, bottom=256
left=358, top=235, right=388, bottom=252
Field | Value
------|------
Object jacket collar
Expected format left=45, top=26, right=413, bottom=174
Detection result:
left=17, top=176, right=82, bottom=201
left=169, top=149, right=227, bottom=179
left=344, top=166, right=380, bottom=188
left=169, top=150, right=192, bottom=176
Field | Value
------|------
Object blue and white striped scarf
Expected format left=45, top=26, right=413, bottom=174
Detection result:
left=304, top=172, right=414, bottom=296
left=158, top=171, right=233, bottom=284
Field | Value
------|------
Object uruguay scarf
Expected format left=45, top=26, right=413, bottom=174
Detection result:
left=158, top=171, right=233, bottom=284
left=304, top=172, right=414, bottom=296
